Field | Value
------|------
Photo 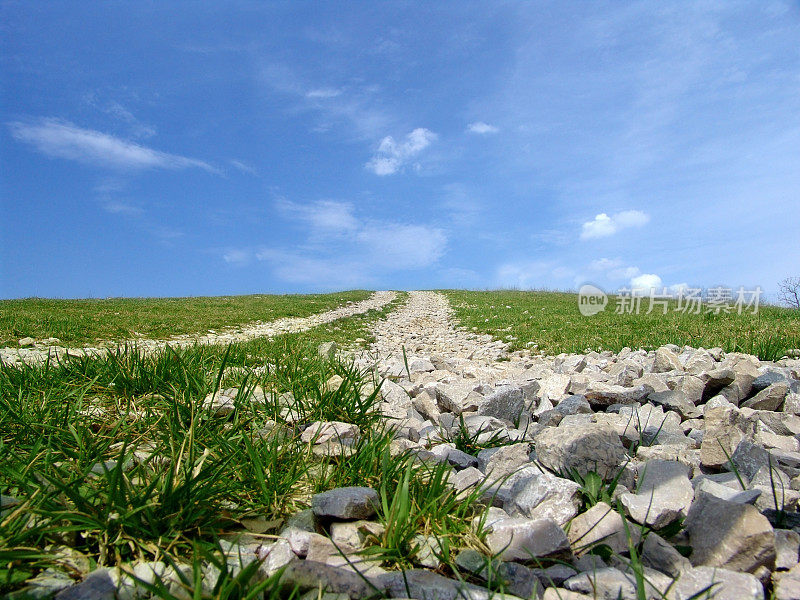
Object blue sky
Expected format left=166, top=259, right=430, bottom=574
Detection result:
left=2, top=1, right=799, bottom=299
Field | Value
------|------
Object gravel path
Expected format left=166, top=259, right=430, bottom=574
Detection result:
left=363, top=290, right=526, bottom=381
left=1, top=291, right=397, bottom=366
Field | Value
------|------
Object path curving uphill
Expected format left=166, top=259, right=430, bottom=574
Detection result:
left=0, top=291, right=397, bottom=366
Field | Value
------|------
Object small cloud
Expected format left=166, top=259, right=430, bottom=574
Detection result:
left=630, top=273, right=663, bottom=293
left=8, top=118, right=218, bottom=173
left=306, top=88, right=343, bottom=99
left=102, top=200, right=143, bottom=216
left=276, top=199, right=359, bottom=234
left=229, top=159, right=258, bottom=175
left=365, top=127, right=436, bottom=175
left=223, top=249, right=251, bottom=265
left=580, top=210, right=650, bottom=240
left=467, top=121, right=499, bottom=134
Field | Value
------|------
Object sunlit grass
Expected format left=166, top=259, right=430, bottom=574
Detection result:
left=444, top=290, right=800, bottom=360
left=0, top=290, right=373, bottom=346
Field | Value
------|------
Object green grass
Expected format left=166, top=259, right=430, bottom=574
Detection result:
left=444, top=290, right=800, bottom=360
left=0, top=295, right=490, bottom=595
left=0, top=291, right=373, bottom=347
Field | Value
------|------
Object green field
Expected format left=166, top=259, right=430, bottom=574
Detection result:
left=0, top=291, right=372, bottom=347
left=445, top=290, right=800, bottom=361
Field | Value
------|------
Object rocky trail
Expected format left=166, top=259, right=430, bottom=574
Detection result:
left=8, top=290, right=800, bottom=600
left=0, top=291, right=397, bottom=366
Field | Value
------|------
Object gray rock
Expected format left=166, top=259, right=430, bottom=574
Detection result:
left=646, top=390, right=699, bottom=419
left=534, top=424, right=628, bottom=479
left=742, top=382, right=789, bottom=411
left=555, top=395, right=592, bottom=415
left=640, top=531, right=691, bottom=578
left=775, top=564, right=800, bottom=600
left=567, top=502, right=639, bottom=556
left=669, top=566, right=764, bottom=600
left=693, top=478, right=760, bottom=504
left=278, top=559, right=376, bottom=599
left=775, top=529, right=800, bottom=571
left=477, top=443, right=532, bottom=476
left=301, top=421, right=360, bottom=445
left=378, top=569, right=527, bottom=600
left=563, top=567, right=668, bottom=600
left=318, top=341, right=338, bottom=360
left=55, top=569, right=116, bottom=600
left=684, top=493, right=776, bottom=573
left=730, top=438, right=770, bottom=480
left=429, top=444, right=479, bottom=469
left=311, top=487, right=379, bottom=520
left=752, top=371, right=787, bottom=393
left=18, top=336, right=35, bottom=347
left=584, top=382, right=652, bottom=407
left=485, top=517, right=570, bottom=561
left=504, top=470, right=582, bottom=526
left=478, top=386, right=525, bottom=422
left=653, top=347, right=682, bottom=373
left=618, top=460, right=693, bottom=528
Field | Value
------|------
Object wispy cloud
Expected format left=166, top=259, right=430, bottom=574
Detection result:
left=230, top=199, right=448, bottom=287
left=467, top=121, right=499, bottom=134
left=8, top=118, right=218, bottom=173
left=365, top=128, right=437, bottom=175
left=580, top=210, right=649, bottom=240
left=229, top=159, right=258, bottom=175
left=305, top=88, right=343, bottom=99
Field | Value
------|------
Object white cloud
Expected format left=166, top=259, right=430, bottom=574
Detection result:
left=365, top=128, right=436, bottom=175
left=229, top=159, right=258, bottom=175
left=8, top=118, right=218, bottom=173
left=306, top=88, right=343, bottom=99
left=630, top=273, right=663, bottom=293
left=590, top=257, right=640, bottom=280
left=580, top=210, right=650, bottom=240
left=467, top=121, right=499, bottom=134
left=276, top=199, right=359, bottom=234
left=223, top=249, right=251, bottom=265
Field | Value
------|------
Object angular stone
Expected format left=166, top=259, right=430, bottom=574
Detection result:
left=669, top=566, right=764, bottom=600
left=311, top=487, right=379, bottom=520
left=534, top=424, right=627, bottom=479
left=752, top=371, right=787, bottom=393
left=485, top=517, right=570, bottom=561
left=640, top=532, right=691, bottom=577
left=563, top=567, right=669, bottom=600
left=504, top=470, right=581, bottom=526
left=647, top=390, right=699, bottom=419
left=618, top=460, right=693, bottom=529
left=653, top=347, right=682, bottom=373
left=55, top=569, right=116, bottom=600
left=693, top=478, right=760, bottom=504
left=742, top=382, right=789, bottom=411
left=278, top=560, right=376, bottom=599
left=684, top=493, right=776, bottom=573
left=584, top=382, right=651, bottom=407
left=775, top=564, right=800, bottom=600
left=775, top=529, right=800, bottom=571
left=700, top=404, right=750, bottom=469
left=377, top=569, right=526, bottom=600
left=477, top=443, right=531, bottom=476
left=301, top=421, right=360, bottom=445
left=555, top=395, right=592, bottom=415
left=478, top=386, right=525, bottom=423
left=567, top=502, right=639, bottom=556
